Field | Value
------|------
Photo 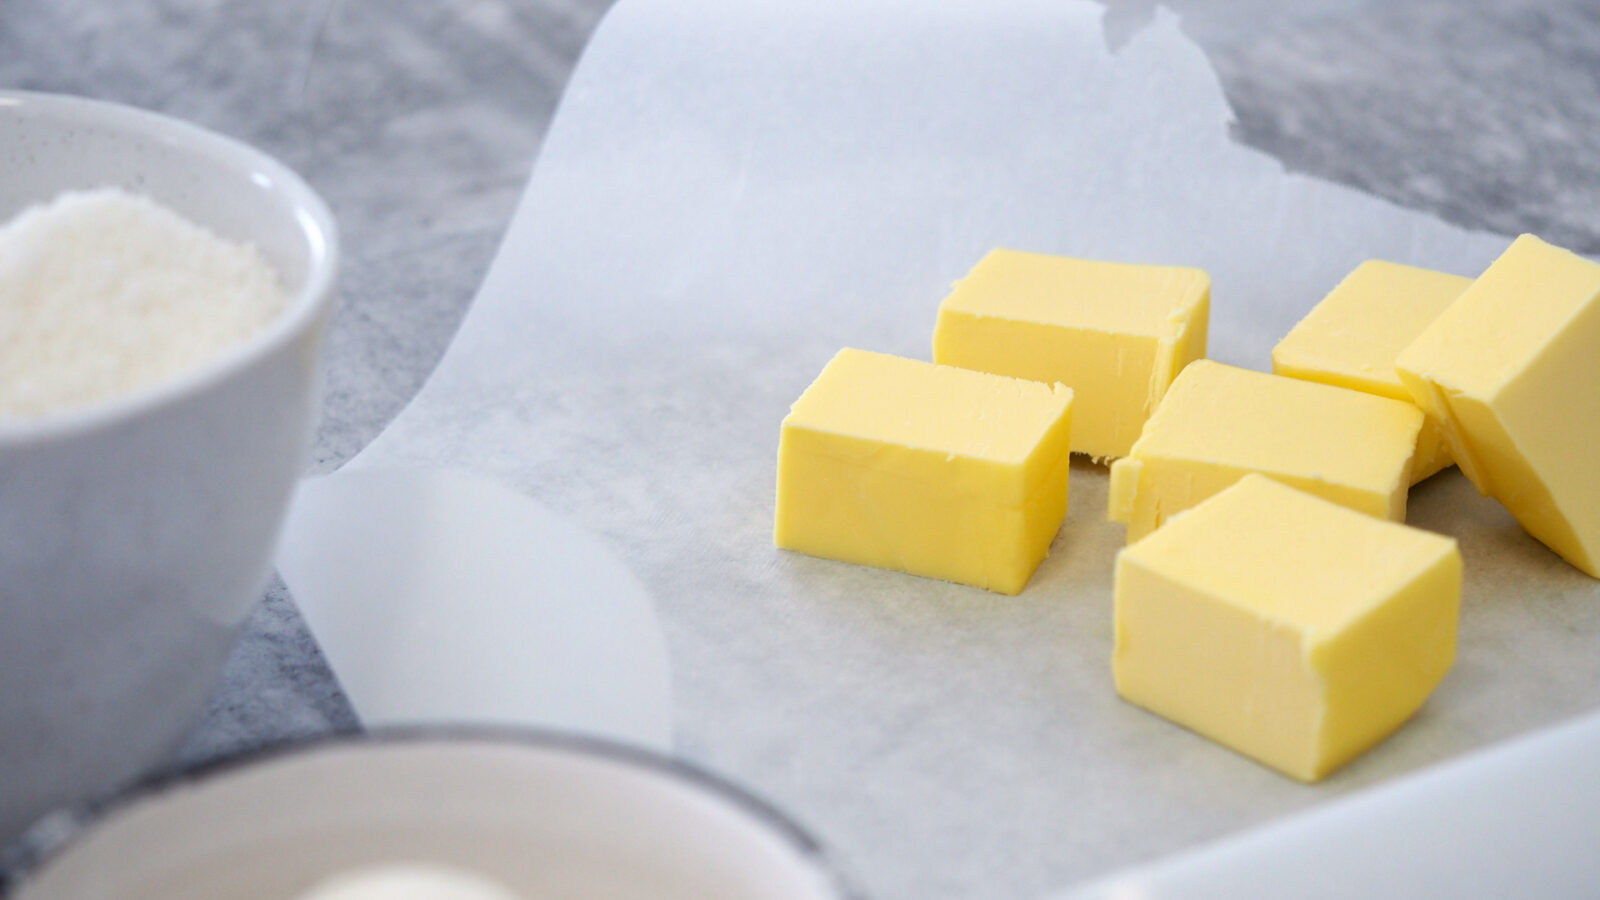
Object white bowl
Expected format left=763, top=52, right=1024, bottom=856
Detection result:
left=4, top=732, right=854, bottom=899
left=0, top=90, right=338, bottom=840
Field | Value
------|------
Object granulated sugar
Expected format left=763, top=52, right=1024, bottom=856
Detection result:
left=0, top=188, right=289, bottom=418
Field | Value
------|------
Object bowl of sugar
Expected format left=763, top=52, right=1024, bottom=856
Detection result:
left=0, top=90, right=338, bottom=840
left=4, top=732, right=854, bottom=900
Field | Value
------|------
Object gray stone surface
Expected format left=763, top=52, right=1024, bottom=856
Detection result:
left=1201, top=0, right=1600, bottom=253
left=3, top=0, right=1599, bottom=889
left=1107, top=0, right=1600, bottom=252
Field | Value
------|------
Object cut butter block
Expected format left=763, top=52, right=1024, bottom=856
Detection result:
left=1114, top=474, right=1462, bottom=782
left=1272, top=259, right=1471, bottom=483
left=1396, top=234, right=1600, bottom=578
left=1108, top=360, right=1422, bottom=543
left=932, top=248, right=1208, bottom=460
left=774, top=348, right=1073, bottom=595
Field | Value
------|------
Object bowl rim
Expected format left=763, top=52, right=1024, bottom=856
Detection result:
left=1, top=726, right=862, bottom=899
left=0, top=89, right=340, bottom=446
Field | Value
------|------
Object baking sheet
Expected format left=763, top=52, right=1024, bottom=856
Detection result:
left=341, top=1, right=1600, bottom=897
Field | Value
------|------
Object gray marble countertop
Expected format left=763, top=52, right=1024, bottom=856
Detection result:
left=3, top=0, right=1598, bottom=893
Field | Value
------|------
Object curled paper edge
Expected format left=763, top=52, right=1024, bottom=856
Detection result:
left=276, top=468, right=674, bottom=753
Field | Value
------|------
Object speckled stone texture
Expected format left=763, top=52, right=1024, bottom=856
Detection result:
left=1200, top=0, right=1600, bottom=254
left=2, top=0, right=1598, bottom=860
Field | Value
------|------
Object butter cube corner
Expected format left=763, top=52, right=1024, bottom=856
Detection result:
left=1271, top=259, right=1470, bottom=483
left=932, top=248, right=1208, bottom=461
left=1108, top=360, right=1422, bottom=543
left=1113, top=474, right=1461, bottom=782
left=775, top=348, right=1074, bottom=594
left=1396, top=234, right=1600, bottom=578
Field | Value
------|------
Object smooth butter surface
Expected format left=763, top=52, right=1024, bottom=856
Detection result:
left=933, top=248, right=1208, bottom=460
left=1272, top=259, right=1470, bottom=483
left=1114, top=475, right=1461, bottom=782
left=1108, top=360, right=1422, bottom=543
left=1396, top=234, right=1600, bottom=578
left=775, top=348, right=1073, bottom=594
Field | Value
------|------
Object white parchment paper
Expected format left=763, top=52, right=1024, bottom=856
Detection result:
left=345, top=1, right=1600, bottom=897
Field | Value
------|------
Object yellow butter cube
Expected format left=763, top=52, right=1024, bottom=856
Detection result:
left=1272, top=260, right=1471, bottom=483
left=1114, top=475, right=1461, bottom=782
left=1108, top=360, right=1422, bottom=543
left=774, top=348, right=1073, bottom=594
left=1397, top=234, right=1600, bottom=577
left=932, top=248, right=1209, bottom=460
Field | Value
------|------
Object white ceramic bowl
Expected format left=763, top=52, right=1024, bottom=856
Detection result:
left=4, top=732, right=854, bottom=899
left=0, top=91, right=338, bottom=840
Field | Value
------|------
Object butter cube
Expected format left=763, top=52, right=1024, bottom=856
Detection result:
left=1272, top=260, right=1471, bottom=483
left=1397, top=234, right=1600, bottom=577
left=1114, top=475, right=1461, bottom=782
left=1108, top=360, right=1422, bottom=543
left=774, top=348, right=1073, bottom=594
left=932, top=248, right=1209, bottom=460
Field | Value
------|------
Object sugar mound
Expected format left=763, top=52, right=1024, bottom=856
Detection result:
left=0, top=187, right=289, bottom=418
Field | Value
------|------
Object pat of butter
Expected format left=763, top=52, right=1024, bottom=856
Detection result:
left=1107, top=360, right=1422, bottom=543
left=1272, top=260, right=1471, bottom=483
left=775, top=347, right=1073, bottom=595
left=932, top=248, right=1208, bottom=460
left=1114, top=475, right=1461, bottom=782
left=1396, top=234, right=1600, bottom=577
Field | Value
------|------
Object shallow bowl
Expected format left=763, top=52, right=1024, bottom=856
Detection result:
left=6, top=732, right=852, bottom=899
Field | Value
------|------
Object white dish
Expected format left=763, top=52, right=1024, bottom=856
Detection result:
left=1056, top=706, right=1600, bottom=898
left=6, top=732, right=853, bottom=900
